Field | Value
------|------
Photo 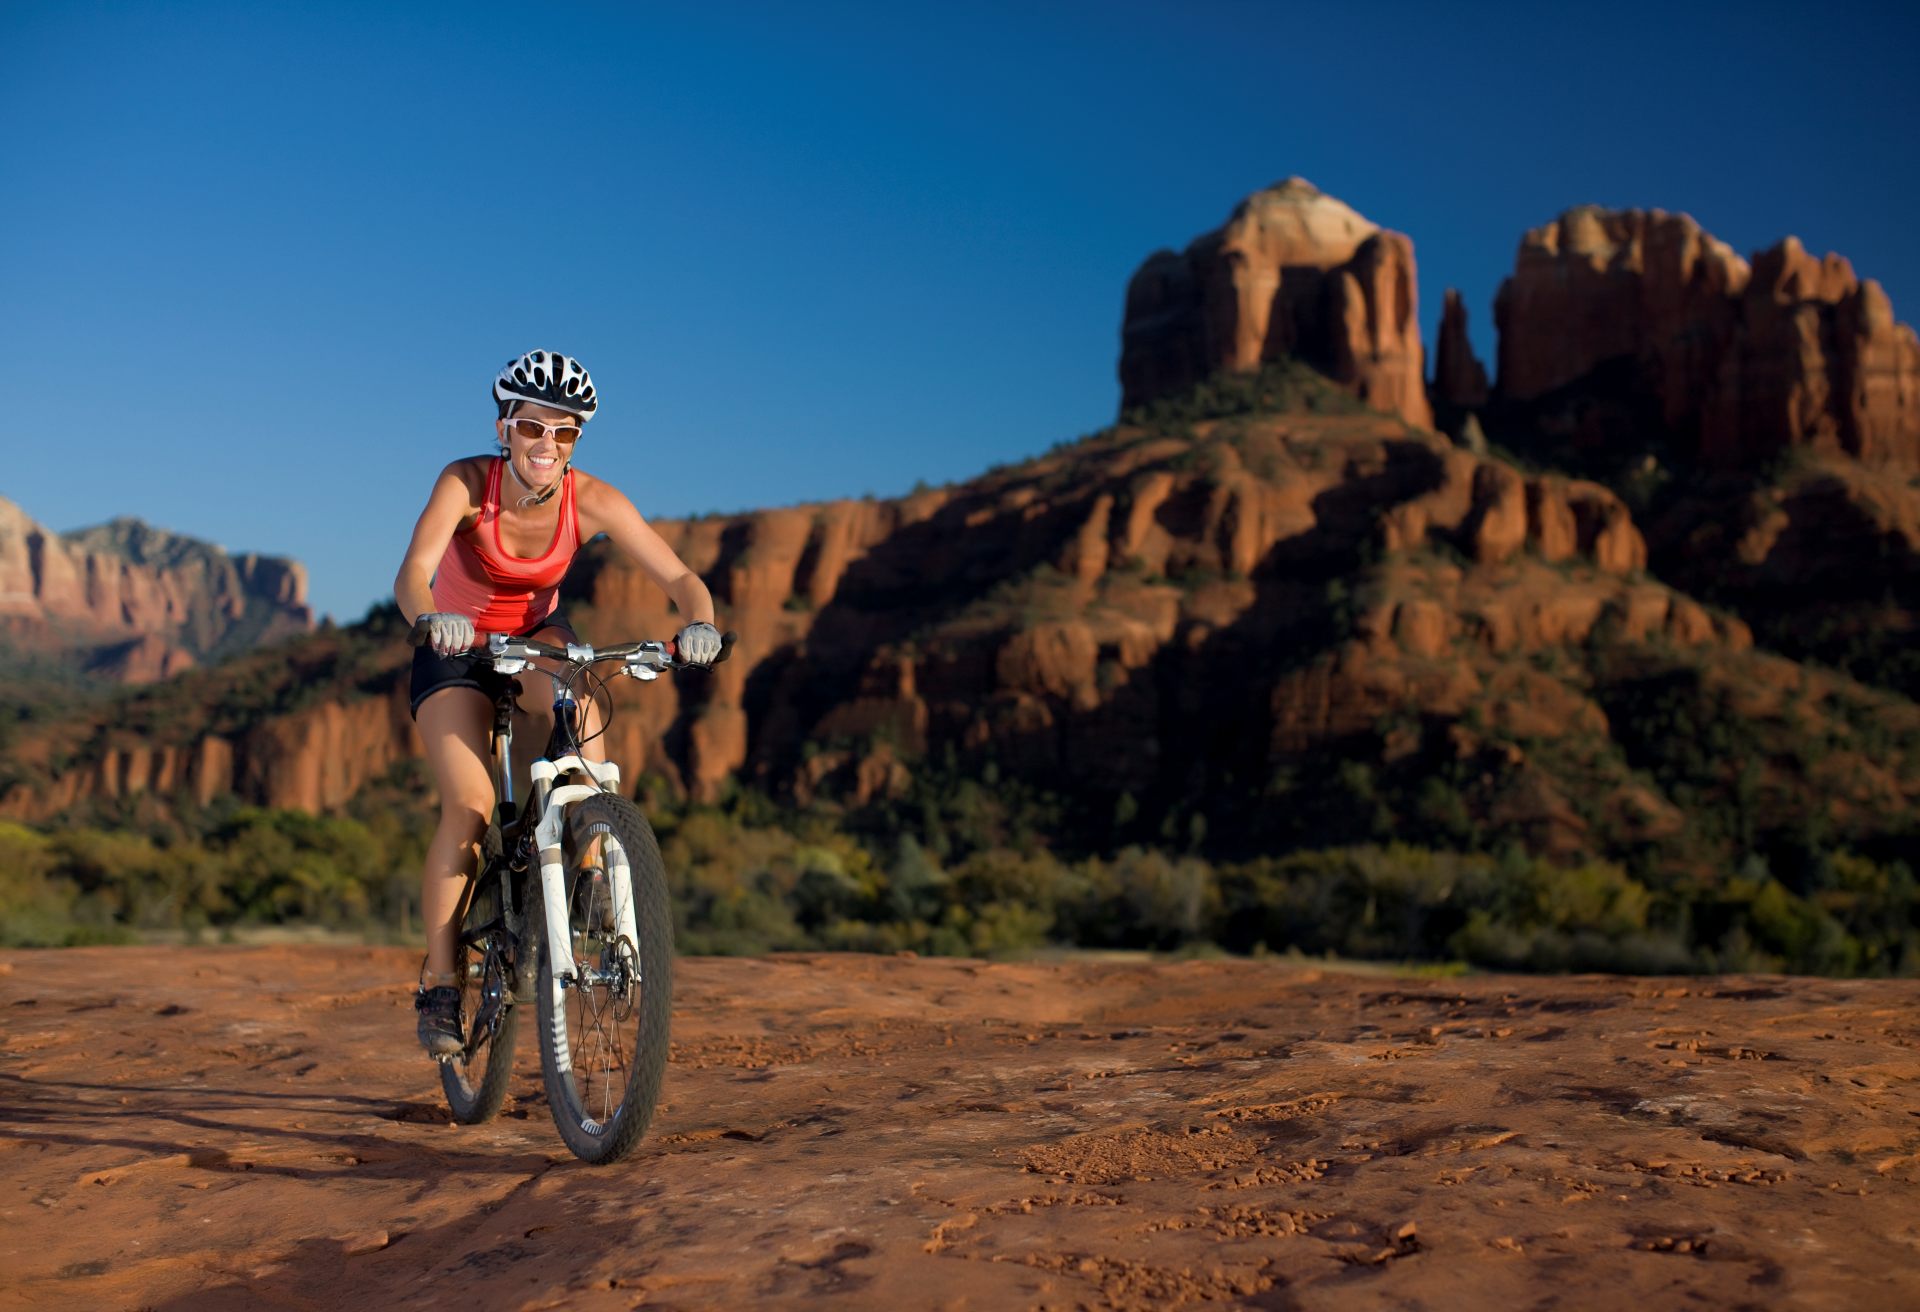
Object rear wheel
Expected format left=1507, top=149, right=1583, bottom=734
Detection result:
left=439, top=827, right=521, bottom=1124
left=535, top=793, right=673, bottom=1165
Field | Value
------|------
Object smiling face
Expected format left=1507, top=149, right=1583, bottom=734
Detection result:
left=496, top=401, right=583, bottom=490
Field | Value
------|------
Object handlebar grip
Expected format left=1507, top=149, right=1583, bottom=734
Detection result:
left=669, top=630, right=738, bottom=666
left=409, top=618, right=486, bottom=652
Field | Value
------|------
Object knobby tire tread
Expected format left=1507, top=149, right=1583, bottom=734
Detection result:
left=439, top=825, right=520, bottom=1124
left=535, top=793, right=674, bottom=1165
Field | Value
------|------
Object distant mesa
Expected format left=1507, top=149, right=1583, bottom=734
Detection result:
left=86, top=633, right=198, bottom=684
left=0, top=496, right=311, bottom=682
left=1120, top=178, right=1433, bottom=430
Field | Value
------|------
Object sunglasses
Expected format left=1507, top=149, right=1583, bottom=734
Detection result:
left=504, top=417, right=583, bottom=445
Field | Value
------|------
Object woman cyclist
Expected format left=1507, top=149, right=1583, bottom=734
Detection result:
left=395, top=350, right=720, bottom=1057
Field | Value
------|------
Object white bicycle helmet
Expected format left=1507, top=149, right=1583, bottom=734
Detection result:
left=494, top=350, right=598, bottom=421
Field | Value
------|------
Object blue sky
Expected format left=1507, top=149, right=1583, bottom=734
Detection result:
left=4, top=1, right=1915, bottom=623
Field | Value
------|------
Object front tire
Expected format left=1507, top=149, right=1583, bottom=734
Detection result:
left=535, top=793, right=674, bottom=1165
left=439, top=828, right=521, bottom=1124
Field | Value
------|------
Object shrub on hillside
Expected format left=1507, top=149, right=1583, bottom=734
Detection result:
left=8, top=784, right=1915, bottom=977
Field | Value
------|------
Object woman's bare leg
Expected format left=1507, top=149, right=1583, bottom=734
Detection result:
left=415, top=686, right=496, bottom=981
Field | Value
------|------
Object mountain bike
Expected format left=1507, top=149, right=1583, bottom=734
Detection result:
left=415, top=622, right=734, bottom=1165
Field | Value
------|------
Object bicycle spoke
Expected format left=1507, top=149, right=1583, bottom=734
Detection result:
left=570, top=971, right=632, bottom=1123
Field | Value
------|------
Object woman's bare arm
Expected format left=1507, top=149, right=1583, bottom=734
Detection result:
left=394, top=462, right=481, bottom=623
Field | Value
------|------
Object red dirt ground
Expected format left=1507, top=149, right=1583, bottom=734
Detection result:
left=1, top=948, right=1917, bottom=1310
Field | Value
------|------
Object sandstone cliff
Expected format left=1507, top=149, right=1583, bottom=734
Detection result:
left=1120, top=180, right=1433, bottom=430
left=1641, top=453, right=1920, bottom=693
left=17, top=373, right=1914, bottom=882
left=1477, top=207, right=1920, bottom=704
left=1431, top=288, right=1489, bottom=420
left=9, top=191, right=1919, bottom=882
left=0, top=497, right=312, bottom=680
left=1491, top=207, right=1920, bottom=470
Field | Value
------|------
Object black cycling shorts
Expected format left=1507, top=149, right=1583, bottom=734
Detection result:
left=408, top=615, right=576, bottom=719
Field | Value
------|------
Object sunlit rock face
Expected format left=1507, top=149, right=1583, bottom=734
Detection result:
left=1120, top=179, right=1433, bottom=430
left=0, top=496, right=311, bottom=681
left=1493, top=207, right=1920, bottom=469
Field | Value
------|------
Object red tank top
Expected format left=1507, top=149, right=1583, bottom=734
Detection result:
left=431, top=458, right=581, bottom=634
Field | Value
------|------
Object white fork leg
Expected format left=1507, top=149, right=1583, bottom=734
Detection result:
left=537, top=842, right=578, bottom=1076
left=605, top=844, right=640, bottom=974
left=537, top=843, right=578, bottom=982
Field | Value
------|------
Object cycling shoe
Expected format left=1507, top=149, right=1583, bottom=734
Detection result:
left=414, top=985, right=464, bottom=1059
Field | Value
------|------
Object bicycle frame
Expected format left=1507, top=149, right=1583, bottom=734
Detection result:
left=439, top=622, right=729, bottom=1019
left=485, top=645, right=642, bottom=1002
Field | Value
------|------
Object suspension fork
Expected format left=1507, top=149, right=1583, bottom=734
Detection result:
left=525, top=662, right=633, bottom=989
left=528, top=761, right=624, bottom=987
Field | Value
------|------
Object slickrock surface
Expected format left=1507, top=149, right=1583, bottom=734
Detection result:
left=2, top=949, right=1917, bottom=1310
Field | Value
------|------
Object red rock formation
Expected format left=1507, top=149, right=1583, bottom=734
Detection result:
left=1120, top=179, right=1433, bottom=429
left=1432, top=288, right=1489, bottom=412
left=85, top=634, right=197, bottom=685
left=0, top=404, right=1710, bottom=829
left=13, top=728, right=239, bottom=817
left=16, top=192, right=1880, bottom=862
left=1378, top=450, right=1646, bottom=575
left=1492, top=208, right=1920, bottom=468
left=1, top=390, right=1888, bottom=887
left=1702, top=237, right=1920, bottom=466
left=1493, top=207, right=1749, bottom=409
left=1647, top=456, right=1920, bottom=647
left=0, top=497, right=312, bottom=674
left=237, top=696, right=416, bottom=814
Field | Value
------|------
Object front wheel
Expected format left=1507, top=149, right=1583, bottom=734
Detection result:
left=535, top=793, right=674, bottom=1165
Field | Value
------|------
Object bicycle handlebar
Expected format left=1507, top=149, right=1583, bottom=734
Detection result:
left=408, top=621, right=737, bottom=671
